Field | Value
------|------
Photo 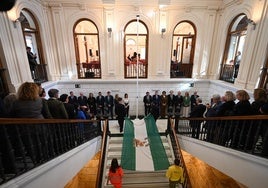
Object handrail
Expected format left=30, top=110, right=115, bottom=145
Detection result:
left=175, top=115, right=268, bottom=158
left=0, top=118, right=98, bottom=124
left=169, top=118, right=192, bottom=188
left=95, top=118, right=109, bottom=188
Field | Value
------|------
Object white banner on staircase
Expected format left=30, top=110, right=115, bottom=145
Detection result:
left=133, top=119, right=154, bottom=171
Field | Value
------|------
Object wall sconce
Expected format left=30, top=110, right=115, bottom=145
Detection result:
left=247, top=19, right=256, bottom=30
left=161, top=28, right=166, bottom=38
left=107, top=27, right=112, bottom=37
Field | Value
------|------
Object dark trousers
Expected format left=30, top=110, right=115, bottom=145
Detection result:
left=145, top=105, right=151, bottom=116
left=118, top=118, right=124, bottom=132
left=169, top=180, right=180, bottom=188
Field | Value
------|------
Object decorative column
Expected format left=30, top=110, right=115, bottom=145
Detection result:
left=104, top=8, right=115, bottom=76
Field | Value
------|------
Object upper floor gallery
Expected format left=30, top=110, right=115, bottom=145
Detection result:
left=0, top=0, right=268, bottom=93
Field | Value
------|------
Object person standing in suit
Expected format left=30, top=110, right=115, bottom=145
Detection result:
left=87, top=93, right=96, bottom=118
left=96, top=91, right=105, bottom=116
left=176, top=91, right=183, bottom=110
left=190, top=97, right=206, bottom=139
left=26, top=46, right=38, bottom=80
left=68, top=91, right=78, bottom=107
left=190, top=91, right=199, bottom=111
left=143, top=91, right=152, bottom=116
left=152, top=90, right=161, bottom=108
left=160, top=91, right=168, bottom=118
left=105, top=91, right=114, bottom=119
left=168, top=90, right=176, bottom=117
left=78, top=92, right=88, bottom=108
left=116, top=97, right=126, bottom=133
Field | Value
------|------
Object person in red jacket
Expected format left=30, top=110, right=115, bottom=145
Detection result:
left=108, top=158, right=124, bottom=188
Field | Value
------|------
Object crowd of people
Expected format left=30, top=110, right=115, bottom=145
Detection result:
left=2, top=84, right=268, bottom=122
left=0, top=83, right=130, bottom=132
left=1, top=82, right=268, bottom=144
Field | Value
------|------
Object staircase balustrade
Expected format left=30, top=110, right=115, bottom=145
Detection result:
left=0, top=118, right=102, bottom=185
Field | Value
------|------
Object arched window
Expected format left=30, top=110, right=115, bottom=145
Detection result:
left=73, top=19, right=101, bottom=79
left=170, top=21, right=196, bottom=78
left=220, top=14, right=248, bottom=83
left=124, top=20, right=148, bottom=78
left=21, top=9, right=48, bottom=83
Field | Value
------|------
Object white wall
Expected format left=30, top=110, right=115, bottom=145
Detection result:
left=179, top=135, right=268, bottom=188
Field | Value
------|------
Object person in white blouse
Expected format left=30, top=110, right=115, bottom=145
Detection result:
left=123, top=93, right=129, bottom=117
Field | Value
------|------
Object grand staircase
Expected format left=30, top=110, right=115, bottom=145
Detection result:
left=102, top=135, right=174, bottom=187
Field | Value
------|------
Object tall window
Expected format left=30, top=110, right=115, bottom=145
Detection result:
left=171, top=21, right=196, bottom=78
left=124, top=20, right=148, bottom=78
left=220, top=14, right=248, bottom=83
left=73, top=19, right=101, bottom=79
left=21, top=9, right=48, bottom=83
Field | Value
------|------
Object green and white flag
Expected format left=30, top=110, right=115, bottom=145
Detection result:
left=121, top=114, right=170, bottom=171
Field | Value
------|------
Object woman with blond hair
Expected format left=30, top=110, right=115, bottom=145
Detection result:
left=251, top=88, right=267, bottom=115
left=11, top=82, right=44, bottom=118
left=231, top=90, right=253, bottom=148
left=233, top=90, right=252, bottom=115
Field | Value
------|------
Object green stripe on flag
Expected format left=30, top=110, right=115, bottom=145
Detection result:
left=145, top=114, right=170, bottom=170
left=121, top=117, right=135, bottom=170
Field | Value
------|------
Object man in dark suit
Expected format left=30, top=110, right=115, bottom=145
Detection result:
left=143, top=91, right=152, bottom=116
left=68, top=91, right=78, bottom=107
left=190, top=91, right=199, bottom=110
left=190, top=97, right=206, bottom=139
left=116, top=97, right=126, bottom=133
left=105, top=91, right=114, bottom=119
left=78, top=92, right=88, bottom=107
left=152, top=90, right=160, bottom=107
left=96, top=91, right=105, bottom=116
left=167, top=90, right=176, bottom=116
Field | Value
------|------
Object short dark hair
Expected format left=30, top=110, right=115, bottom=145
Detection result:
left=59, top=94, right=68, bottom=102
left=48, top=89, right=59, bottom=98
left=174, top=158, right=180, bottom=165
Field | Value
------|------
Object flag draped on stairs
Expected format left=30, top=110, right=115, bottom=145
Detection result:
left=121, top=114, right=170, bottom=171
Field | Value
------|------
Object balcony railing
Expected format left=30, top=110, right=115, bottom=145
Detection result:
left=170, top=62, right=193, bottom=78
left=34, top=64, right=48, bottom=84
left=78, top=62, right=102, bottom=79
left=0, top=118, right=103, bottom=185
left=220, top=64, right=235, bottom=83
left=172, top=115, right=268, bottom=158
left=124, top=60, right=148, bottom=78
